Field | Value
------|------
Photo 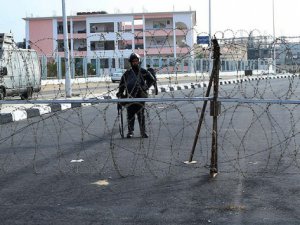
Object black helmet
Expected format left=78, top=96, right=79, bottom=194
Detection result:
left=129, top=53, right=140, bottom=63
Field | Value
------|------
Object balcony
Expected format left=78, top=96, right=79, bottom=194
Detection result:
left=135, top=46, right=190, bottom=56
left=133, top=29, right=189, bottom=38
left=90, top=22, right=114, bottom=33
left=57, top=50, right=87, bottom=57
left=57, top=33, right=87, bottom=39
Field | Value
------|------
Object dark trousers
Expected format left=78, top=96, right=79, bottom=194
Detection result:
left=127, top=102, right=145, bottom=134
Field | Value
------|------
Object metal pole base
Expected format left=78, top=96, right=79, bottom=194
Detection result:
left=210, top=168, right=218, bottom=178
left=183, top=160, right=197, bottom=164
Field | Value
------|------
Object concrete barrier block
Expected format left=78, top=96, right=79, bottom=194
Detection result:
left=0, top=113, right=13, bottom=124
left=26, top=108, right=41, bottom=118
left=12, top=110, right=27, bottom=121
left=49, top=104, right=62, bottom=112
left=71, top=103, right=82, bottom=108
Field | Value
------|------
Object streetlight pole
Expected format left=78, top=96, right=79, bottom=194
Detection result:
left=62, top=0, right=72, bottom=97
left=272, top=0, right=276, bottom=74
left=208, top=0, right=213, bottom=76
left=209, top=0, right=211, bottom=46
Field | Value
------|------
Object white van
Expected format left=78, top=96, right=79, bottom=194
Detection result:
left=0, top=33, right=41, bottom=100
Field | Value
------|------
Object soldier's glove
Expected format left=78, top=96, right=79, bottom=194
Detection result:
left=116, top=92, right=122, bottom=98
left=141, top=84, right=149, bottom=92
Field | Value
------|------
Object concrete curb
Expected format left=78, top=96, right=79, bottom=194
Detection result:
left=0, top=74, right=298, bottom=124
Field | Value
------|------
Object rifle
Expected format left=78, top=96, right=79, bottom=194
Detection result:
left=147, top=67, right=158, bottom=95
left=117, top=103, right=124, bottom=138
left=154, top=81, right=158, bottom=95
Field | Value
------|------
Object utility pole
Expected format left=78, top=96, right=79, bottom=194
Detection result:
left=272, top=0, right=276, bottom=74
left=208, top=0, right=213, bottom=76
left=209, top=0, right=211, bottom=46
left=142, top=14, right=147, bottom=69
left=62, top=0, right=72, bottom=97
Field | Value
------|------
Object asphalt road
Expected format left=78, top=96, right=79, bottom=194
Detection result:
left=0, top=78, right=300, bottom=224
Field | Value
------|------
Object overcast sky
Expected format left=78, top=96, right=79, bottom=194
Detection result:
left=0, top=0, right=299, bottom=42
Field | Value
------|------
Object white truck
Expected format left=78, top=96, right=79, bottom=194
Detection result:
left=0, top=33, right=41, bottom=100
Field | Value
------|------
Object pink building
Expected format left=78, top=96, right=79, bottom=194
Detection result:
left=24, top=11, right=196, bottom=74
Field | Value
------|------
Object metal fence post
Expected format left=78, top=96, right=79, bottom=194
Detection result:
left=96, top=58, right=100, bottom=77
left=41, top=55, right=47, bottom=80
left=57, top=55, right=62, bottom=80
left=83, top=57, right=87, bottom=78
left=71, top=57, right=75, bottom=79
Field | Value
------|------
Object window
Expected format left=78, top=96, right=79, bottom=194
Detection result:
left=91, top=41, right=104, bottom=51
left=118, top=21, right=132, bottom=32
left=57, top=40, right=71, bottom=52
left=99, top=58, right=115, bottom=68
left=90, top=41, right=115, bottom=51
left=90, top=23, right=114, bottom=33
left=118, top=40, right=132, bottom=50
left=154, top=37, right=167, bottom=46
left=73, top=21, right=86, bottom=34
left=57, top=22, right=70, bottom=34
left=74, top=39, right=87, bottom=51
left=134, top=44, right=144, bottom=50
left=153, top=20, right=166, bottom=29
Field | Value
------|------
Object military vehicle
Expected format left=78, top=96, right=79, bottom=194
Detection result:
left=0, top=33, right=41, bottom=100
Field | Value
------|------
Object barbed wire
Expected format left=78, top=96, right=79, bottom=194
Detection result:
left=0, top=29, right=300, bottom=178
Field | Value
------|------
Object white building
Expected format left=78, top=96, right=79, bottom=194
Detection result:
left=24, top=10, right=197, bottom=76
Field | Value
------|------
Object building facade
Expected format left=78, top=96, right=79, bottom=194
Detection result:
left=24, top=11, right=196, bottom=76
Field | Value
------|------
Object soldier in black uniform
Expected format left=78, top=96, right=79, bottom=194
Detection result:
left=116, top=53, right=156, bottom=138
